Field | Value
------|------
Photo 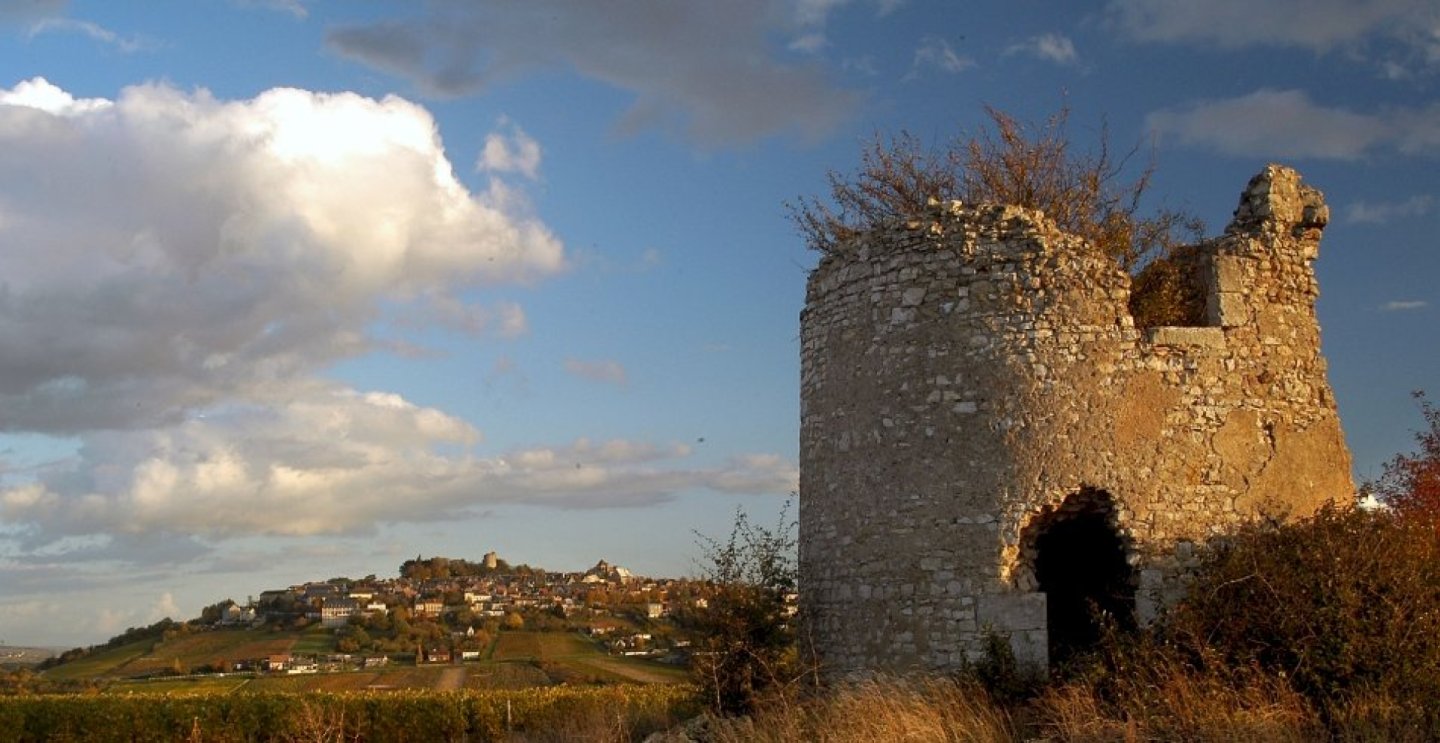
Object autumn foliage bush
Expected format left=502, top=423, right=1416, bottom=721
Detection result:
left=1372, top=392, right=1440, bottom=527
left=1079, top=508, right=1437, bottom=735
left=1158, top=506, right=1440, bottom=713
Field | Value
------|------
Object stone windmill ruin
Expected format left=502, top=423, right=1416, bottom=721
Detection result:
left=799, top=165, right=1354, bottom=673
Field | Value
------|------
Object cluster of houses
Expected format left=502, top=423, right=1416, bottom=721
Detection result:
left=156, top=554, right=800, bottom=678
left=229, top=557, right=689, bottom=633
left=224, top=652, right=390, bottom=674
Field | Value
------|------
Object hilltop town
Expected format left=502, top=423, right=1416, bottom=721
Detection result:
left=40, top=553, right=763, bottom=679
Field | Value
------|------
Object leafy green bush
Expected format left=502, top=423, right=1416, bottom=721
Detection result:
left=690, top=505, right=808, bottom=716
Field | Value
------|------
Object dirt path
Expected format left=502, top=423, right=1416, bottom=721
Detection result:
left=435, top=667, right=466, bottom=691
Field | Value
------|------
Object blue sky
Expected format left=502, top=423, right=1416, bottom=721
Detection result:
left=0, top=0, right=1435, bottom=647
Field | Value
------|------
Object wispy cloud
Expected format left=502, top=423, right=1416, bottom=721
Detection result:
left=789, top=32, right=827, bottom=54
left=392, top=296, right=530, bottom=339
left=564, top=358, right=628, bottom=386
left=27, top=17, right=149, bottom=53
left=636, top=247, right=663, bottom=271
left=786, top=0, right=903, bottom=56
left=1005, top=33, right=1078, bottom=66
left=1345, top=195, right=1434, bottom=224
left=1381, top=300, right=1429, bottom=311
left=1106, top=0, right=1440, bottom=74
left=908, top=36, right=973, bottom=79
left=1147, top=89, right=1440, bottom=160
left=326, top=0, right=860, bottom=146
left=792, top=0, right=904, bottom=27
left=232, top=0, right=308, bottom=19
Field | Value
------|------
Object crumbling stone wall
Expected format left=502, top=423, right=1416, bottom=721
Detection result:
left=799, top=165, right=1354, bottom=674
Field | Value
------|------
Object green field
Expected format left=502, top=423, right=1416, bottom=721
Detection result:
left=288, top=627, right=336, bottom=655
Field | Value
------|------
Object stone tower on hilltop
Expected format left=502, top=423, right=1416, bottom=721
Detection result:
left=798, top=165, right=1354, bottom=673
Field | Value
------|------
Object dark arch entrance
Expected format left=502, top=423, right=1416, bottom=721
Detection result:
left=1025, top=487, right=1135, bottom=666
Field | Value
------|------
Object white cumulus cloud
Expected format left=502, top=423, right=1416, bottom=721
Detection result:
left=0, top=77, right=564, bottom=434
left=0, top=393, right=797, bottom=544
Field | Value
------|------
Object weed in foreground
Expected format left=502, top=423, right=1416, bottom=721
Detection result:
left=700, top=675, right=1012, bottom=743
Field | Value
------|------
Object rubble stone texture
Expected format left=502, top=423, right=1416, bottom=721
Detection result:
left=799, top=165, right=1354, bottom=673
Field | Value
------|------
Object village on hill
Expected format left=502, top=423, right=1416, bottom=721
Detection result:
left=40, top=552, right=791, bottom=681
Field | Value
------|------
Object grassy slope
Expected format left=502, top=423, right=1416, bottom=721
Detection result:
left=45, top=629, right=686, bottom=692
left=126, top=631, right=295, bottom=677
left=492, top=631, right=688, bottom=685
left=41, top=630, right=296, bottom=680
left=40, top=639, right=153, bottom=681
left=289, top=627, right=337, bottom=655
left=491, top=631, right=598, bottom=661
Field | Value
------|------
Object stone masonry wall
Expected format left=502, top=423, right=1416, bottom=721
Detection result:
left=798, top=165, right=1354, bottom=674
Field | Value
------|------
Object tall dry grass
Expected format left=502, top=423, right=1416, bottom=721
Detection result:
left=701, top=676, right=1013, bottom=743
left=1034, top=666, right=1318, bottom=742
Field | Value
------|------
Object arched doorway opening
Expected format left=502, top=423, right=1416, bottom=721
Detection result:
left=1022, top=487, right=1135, bottom=666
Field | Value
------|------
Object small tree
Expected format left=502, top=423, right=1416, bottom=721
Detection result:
left=1372, top=391, right=1440, bottom=528
left=691, top=503, right=803, bottom=715
left=789, top=105, right=1201, bottom=273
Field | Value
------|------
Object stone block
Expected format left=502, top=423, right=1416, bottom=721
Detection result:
left=1146, top=326, right=1225, bottom=348
left=1209, top=255, right=1245, bottom=293
left=975, top=592, right=1045, bottom=632
left=1205, top=291, right=1247, bottom=327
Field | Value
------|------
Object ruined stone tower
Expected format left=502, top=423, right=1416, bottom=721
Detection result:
left=799, top=165, right=1354, bottom=673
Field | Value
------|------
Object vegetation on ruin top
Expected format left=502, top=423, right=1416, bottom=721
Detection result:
left=789, top=106, right=1202, bottom=274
